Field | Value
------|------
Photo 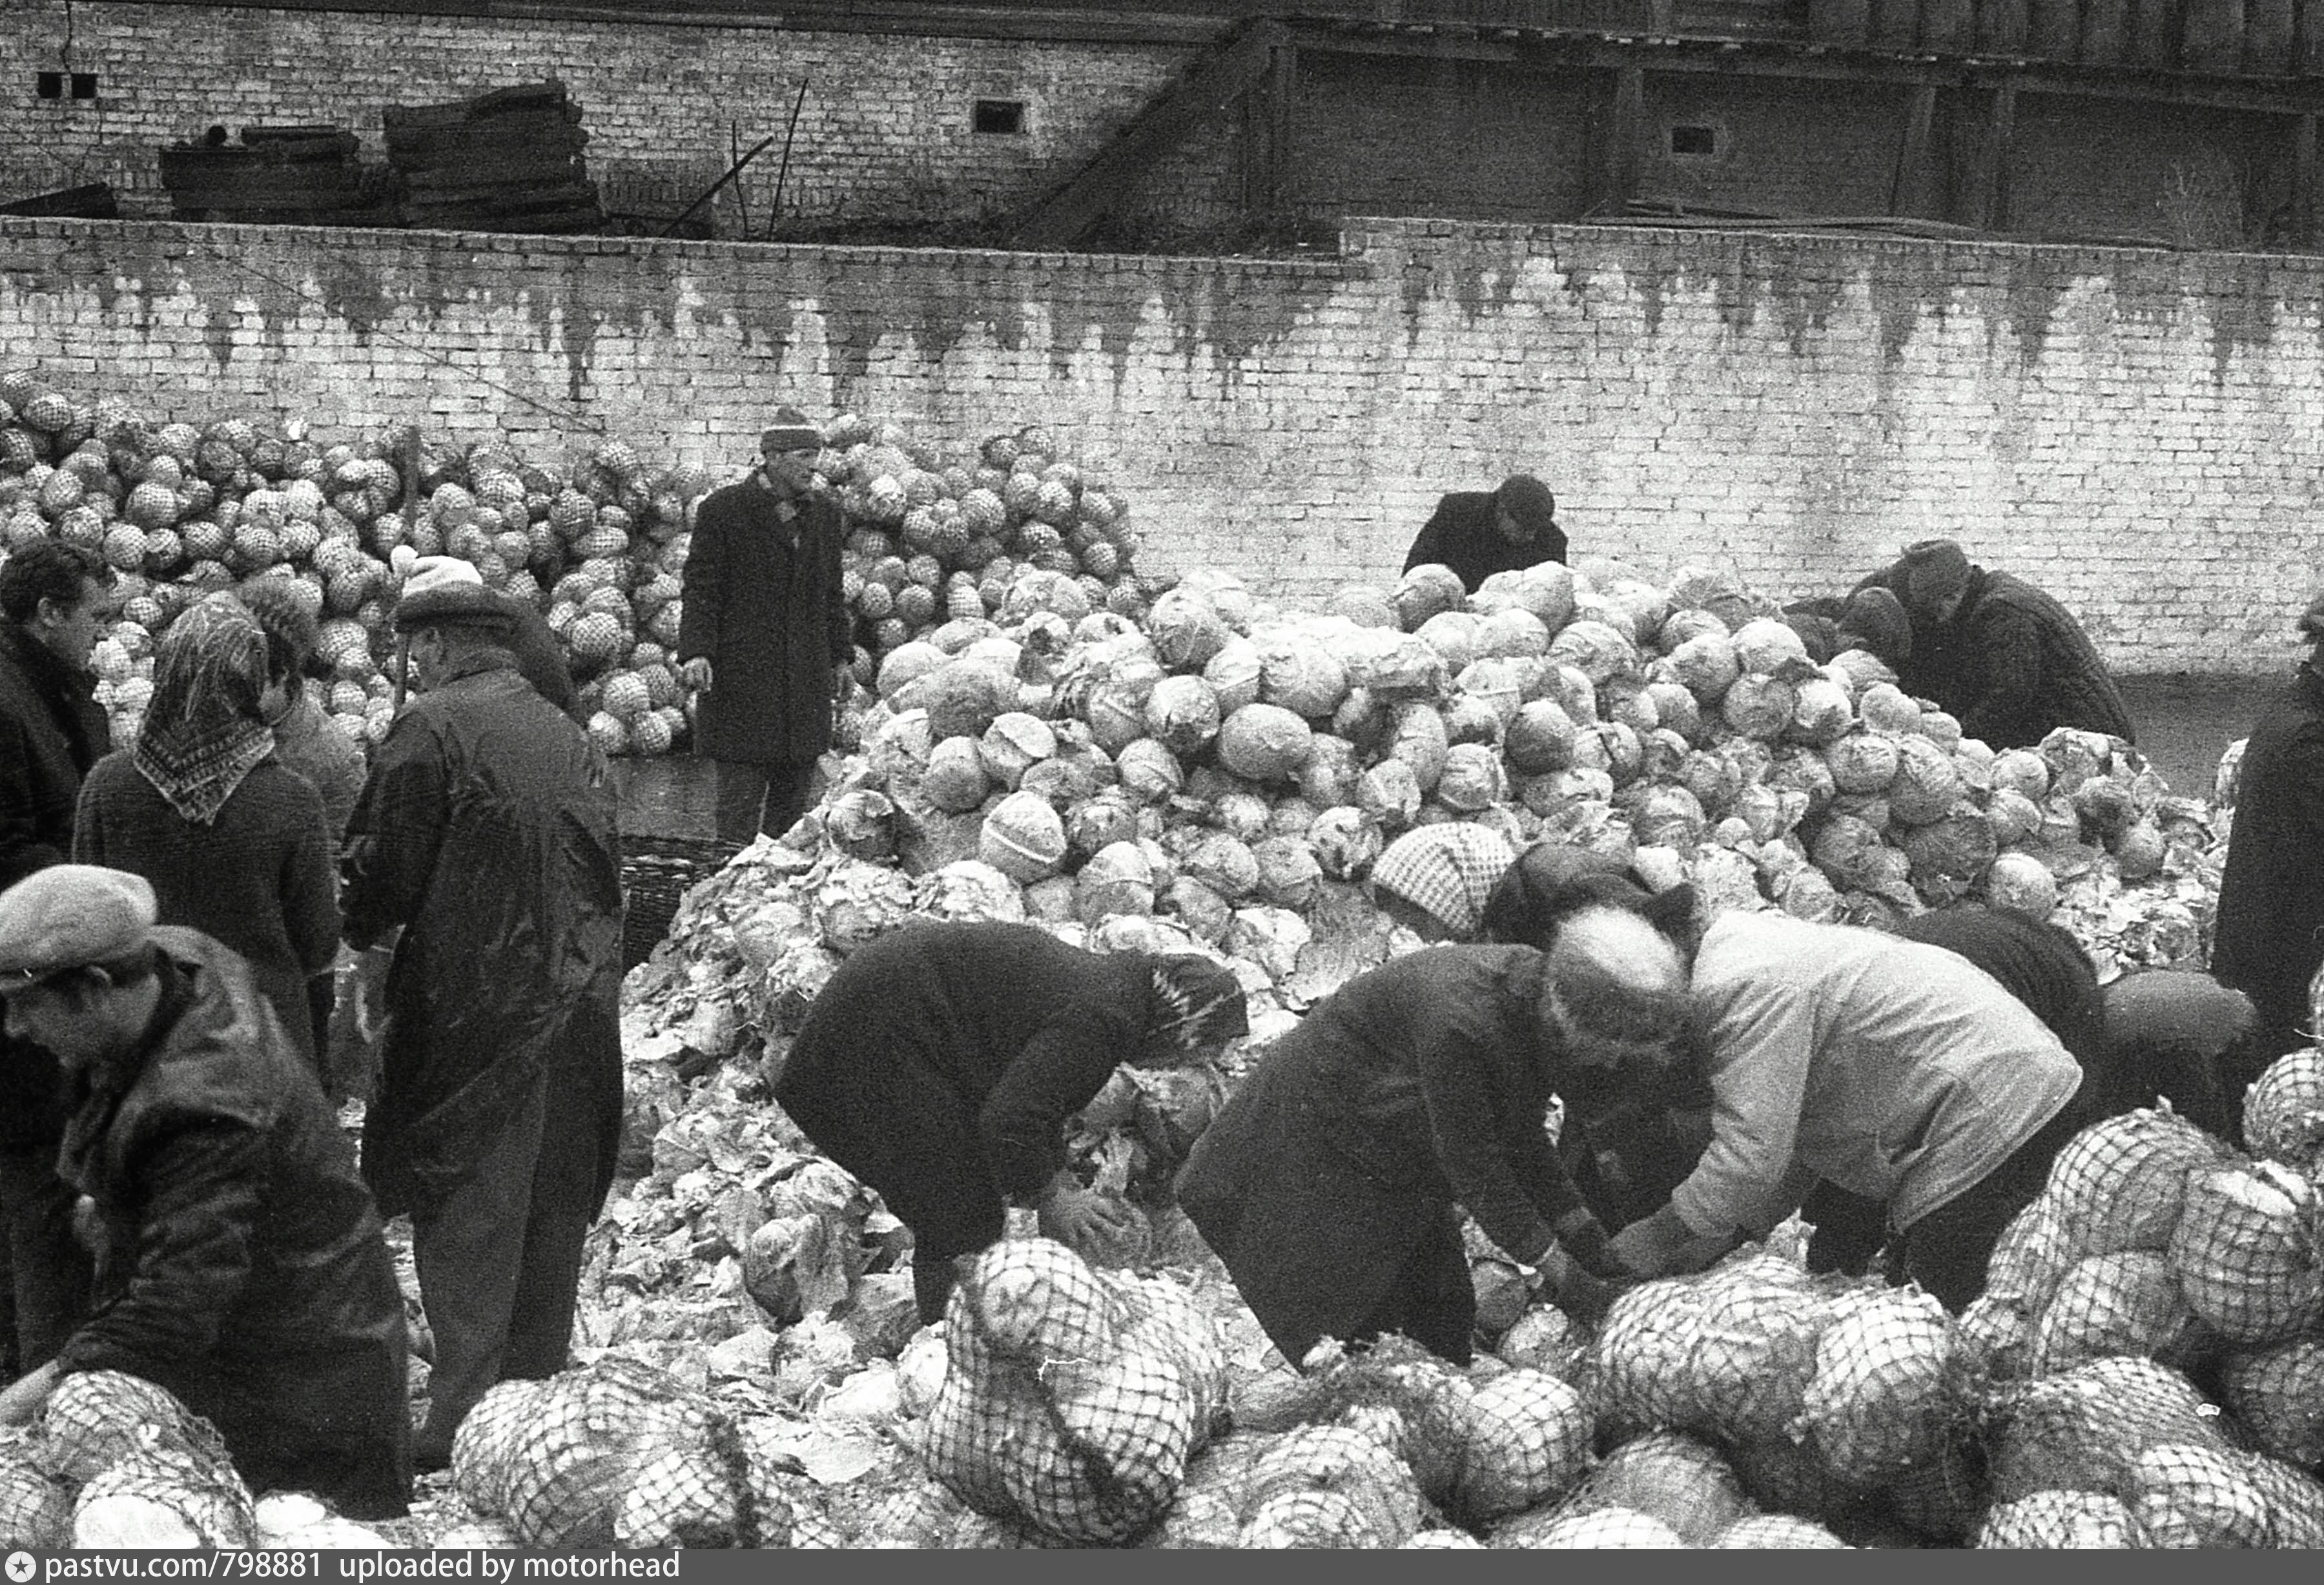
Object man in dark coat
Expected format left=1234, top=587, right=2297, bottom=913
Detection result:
left=342, top=559, right=625, bottom=1469
left=678, top=409, right=854, bottom=846
left=2209, top=591, right=2324, bottom=1105
left=0, top=541, right=113, bottom=1380
left=1402, top=475, right=1567, bottom=594
left=1176, top=908, right=1688, bottom=1367
left=0, top=866, right=411, bottom=1519
left=1863, top=540, right=2134, bottom=748
left=774, top=921, right=1248, bottom=1326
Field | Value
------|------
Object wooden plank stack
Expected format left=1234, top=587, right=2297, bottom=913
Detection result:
left=156, top=127, right=394, bottom=226
left=382, top=80, right=604, bottom=234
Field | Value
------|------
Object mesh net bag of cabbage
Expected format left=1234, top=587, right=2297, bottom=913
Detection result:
left=2030, top=1249, right=2208, bottom=1376
left=2128, top=1441, right=2280, bottom=1548
left=2242, top=1048, right=2324, bottom=1172
left=1101, top=1269, right=1228, bottom=1453
left=2219, top=1336, right=2324, bottom=1470
left=1953, top=1194, right=2077, bottom=1387
left=2167, top=1160, right=2324, bottom=1345
left=501, top=1358, right=694, bottom=1549
left=929, top=1237, right=1198, bottom=1546
left=1235, top=1424, right=1420, bottom=1548
left=451, top=1378, right=553, bottom=1520
left=1493, top=1504, right=1689, bottom=1549
left=1975, top=1488, right=2152, bottom=1548
left=2041, top=1106, right=2234, bottom=1260
left=1537, top=1429, right=1749, bottom=1546
left=1793, top=1286, right=1959, bottom=1487
left=1982, top=1355, right=2232, bottom=1508
left=35, top=1369, right=215, bottom=1485
left=1712, top=1513, right=1850, bottom=1548
left=612, top=1406, right=776, bottom=1549
left=70, top=1438, right=256, bottom=1549
left=0, top=1451, right=76, bottom=1549
left=1436, top=1367, right=1592, bottom=1528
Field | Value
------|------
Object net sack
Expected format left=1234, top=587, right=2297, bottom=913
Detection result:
left=2219, top=1337, right=2324, bottom=1470
left=2166, top=1161, right=2323, bottom=1345
left=921, top=1238, right=1205, bottom=1546
left=2043, top=1107, right=2232, bottom=1261
left=1542, top=1429, right=1748, bottom=1546
left=1975, top=1488, right=2152, bottom=1548
left=0, top=1451, right=77, bottom=1549
left=1235, top=1426, right=1420, bottom=1548
left=1434, top=1367, right=1592, bottom=1527
left=1494, top=1503, right=1687, bottom=1548
left=2030, top=1250, right=2208, bottom=1376
left=1792, top=1287, right=1957, bottom=1486
left=36, top=1369, right=217, bottom=1485
left=2243, top=1049, right=2324, bottom=1172
left=70, top=1438, right=256, bottom=1549
left=1983, top=1356, right=2231, bottom=1507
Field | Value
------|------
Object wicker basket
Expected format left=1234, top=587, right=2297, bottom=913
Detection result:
left=621, top=834, right=735, bottom=971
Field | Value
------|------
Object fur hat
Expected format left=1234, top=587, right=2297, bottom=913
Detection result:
left=389, top=547, right=513, bottom=634
left=1494, top=475, right=1558, bottom=536
left=1837, top=586, right=1914, bottom=663
left=0, top=866, right=158, bottom=980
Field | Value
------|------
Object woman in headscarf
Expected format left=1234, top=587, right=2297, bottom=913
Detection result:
left=772, top=920, right=1249, bottom=1325
left=73, top=594, right=340, bottom=1067
left=1366, top=822, right=1516, bottom=943
left=1175, top=907, right=1694, bottom=1367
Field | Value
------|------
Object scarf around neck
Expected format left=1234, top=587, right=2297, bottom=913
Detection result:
left=132, top=595, right=278, bottom=826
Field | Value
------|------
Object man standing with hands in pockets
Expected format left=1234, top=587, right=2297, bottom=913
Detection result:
left=677, top=409, right=856, bottom=848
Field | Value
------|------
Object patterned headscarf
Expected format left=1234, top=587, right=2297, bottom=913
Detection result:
left=132, top=593, right=276, bottom=826
left=1370, top=823, right=1517, bottom=937
left=1146, top=954, right=1249, bottom=1053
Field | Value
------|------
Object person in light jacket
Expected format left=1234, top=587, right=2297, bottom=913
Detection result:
left=1606, top=910, right=2086, bottom=1311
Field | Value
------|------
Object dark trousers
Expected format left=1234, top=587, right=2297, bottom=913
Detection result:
left=1350, top=1207, right=1477, bottom=1367
left=1896, top=1099, right=2090, bottom=1313
left=409, top=1069, right=600, bottom=1461
left=0, top=1147, right=92, bottom=1376
left=713, top=759, right=818, bottom=847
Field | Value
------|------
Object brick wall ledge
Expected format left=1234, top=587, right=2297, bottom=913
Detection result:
left=0, top=214, right=1365, bottom=280
left=94, top=0, right=1231, bottom=45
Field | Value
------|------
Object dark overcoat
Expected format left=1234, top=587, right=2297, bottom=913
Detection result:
left=677, top=478, right=851, bottom=767
left=1403, top=492, right=1567, bottom=593
left=773, top=922, right=1160, bottom=1262
left=55, top=928, right=412, bottom=1519
left=1173, top=945, right=1592, bottom=1368
left=0, top=621, right=108, bottom=1151
left=1943, top=570, right=2135, bottom=748
left=340, top=655, right=624, bottom=1222
left=2210, top=664, right=2324, bottom=1056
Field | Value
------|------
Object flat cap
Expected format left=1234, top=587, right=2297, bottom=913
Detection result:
left=0, top=866, right=158, bottom=980
left=388, top=549, right=512, bottom=634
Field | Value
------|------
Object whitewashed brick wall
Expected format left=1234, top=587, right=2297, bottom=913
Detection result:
left=5, top=213, right=2321, bottom=675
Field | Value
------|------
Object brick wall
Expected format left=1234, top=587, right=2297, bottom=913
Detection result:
left=6, top=213, right=2322, bottom=675
left=0, top=2, right=1232, bottom=230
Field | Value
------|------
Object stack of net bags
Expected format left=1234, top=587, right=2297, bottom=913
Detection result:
left=449, top=1354, right=777, bottom=1548
left=1572, top=1243, right=1971, bottom=1544
left=1953, top=1046, right=2324, bottom=1546
left=0, top=1370, right=255, bottom=1548
left=912, top=1237, right=1228, bottom=1546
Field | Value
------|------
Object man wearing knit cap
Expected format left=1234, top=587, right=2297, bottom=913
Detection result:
left=1368, top=823, right=1517, bottom=942
left=0, top=865, right=411, bottom=1518
left=1403, top=474, right=1568, bottom=594
left=341, top=550, right=625, bottom=1470
left=678, top=409, right=855, bottom=847
left=1856, top=538, right=2133, bottom=750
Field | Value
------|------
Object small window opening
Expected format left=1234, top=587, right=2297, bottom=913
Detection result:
left=70, top=73, right=98, bottom=100
left=36, top=72, right=63, bottom=99
left=1669, top=124, right=1716, bottom=156
left=973, top=99, right=1025, bottom=136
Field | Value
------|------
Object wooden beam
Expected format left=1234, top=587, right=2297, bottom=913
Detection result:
left=1007, top=19, right=1289, bottom=249
left=1958, top=77, right=2018, bottom=230
left=1242, top=41, right=1297, bottom=223
left=1297, top=27, right=2324, bottom=114
left=1601, top=64, right=1646, bottom=214
left=1891, top=81, right=1940, bottom=217
left=2296, top=112, right=2319, bottom=252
